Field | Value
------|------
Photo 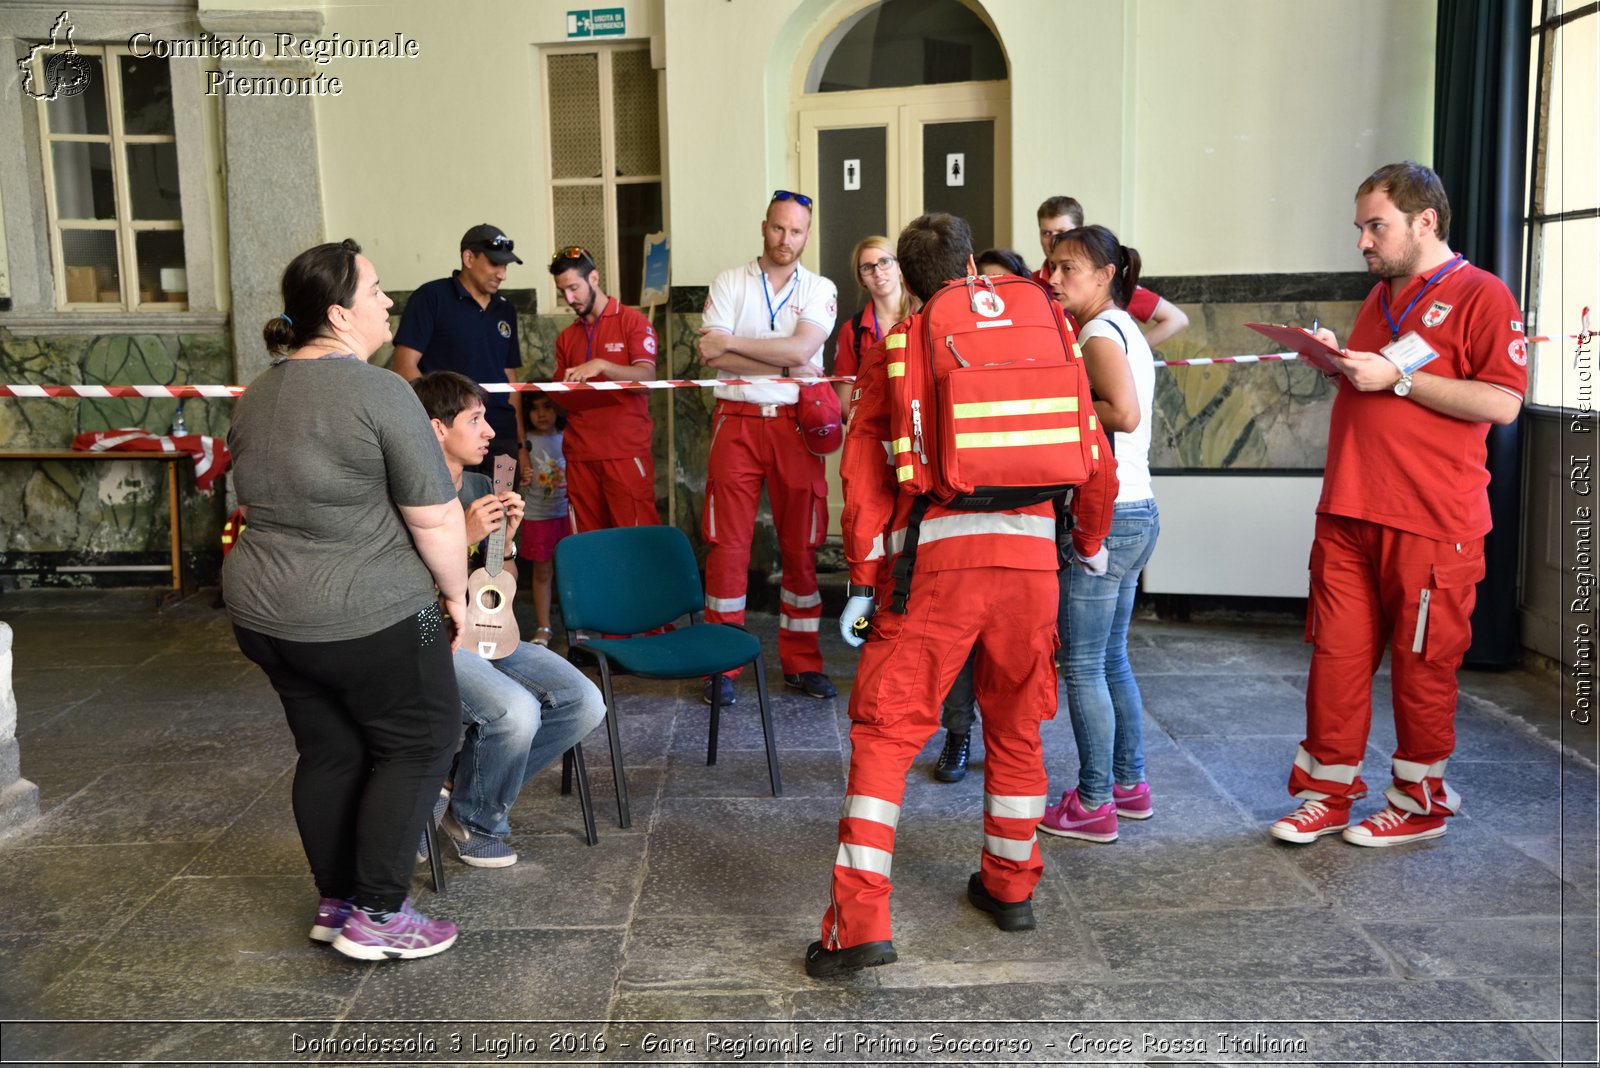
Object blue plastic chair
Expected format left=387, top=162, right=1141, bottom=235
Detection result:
left=553, top=525, right=782, bottom=828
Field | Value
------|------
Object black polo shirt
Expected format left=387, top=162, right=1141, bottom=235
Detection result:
left=394, top=271, right=522, bottom=447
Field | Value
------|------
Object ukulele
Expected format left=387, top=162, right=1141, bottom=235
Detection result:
left=461, top=454, right=520, bottom=659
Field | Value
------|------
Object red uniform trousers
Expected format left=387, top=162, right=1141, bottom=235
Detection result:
left=702, top=402, right=827, bottom=674
left=566, top=455, right=660, bottom=533
left=1289, top=513, right=1484, bottom=817
left=820, top=566, right=1057, bottom=950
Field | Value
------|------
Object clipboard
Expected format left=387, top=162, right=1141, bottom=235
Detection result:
left=1246, top=322, right=1344, bottom=375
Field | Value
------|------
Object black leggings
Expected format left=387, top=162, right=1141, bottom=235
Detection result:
left=235, top=605, right=461, bottom=911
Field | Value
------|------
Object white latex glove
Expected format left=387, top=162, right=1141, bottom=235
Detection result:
left=1073, top=545, right=1110, bottom=577
left=840, top=594, right=876, bottom=648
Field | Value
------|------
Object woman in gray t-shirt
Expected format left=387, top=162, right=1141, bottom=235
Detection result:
left=225, top=239, right=467, bottom=961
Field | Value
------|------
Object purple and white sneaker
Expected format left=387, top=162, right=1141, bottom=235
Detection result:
left=332, top=899, right=458, bottom=961
left=309, top=897, right=352, bottom=943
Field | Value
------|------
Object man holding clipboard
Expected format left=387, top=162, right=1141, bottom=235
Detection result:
left=1269, top=162, right=1526, bottom=848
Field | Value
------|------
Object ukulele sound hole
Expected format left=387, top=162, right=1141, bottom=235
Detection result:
left=475, top=587, right=505, bottom=613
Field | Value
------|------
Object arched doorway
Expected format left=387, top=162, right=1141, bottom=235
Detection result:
left=797, top=0, right=1011, bottom=299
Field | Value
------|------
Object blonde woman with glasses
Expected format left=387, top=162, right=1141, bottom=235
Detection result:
left=832, top=235, right=919, bottom=412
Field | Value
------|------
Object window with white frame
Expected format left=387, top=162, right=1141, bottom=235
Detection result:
left=545, top=45, right=662, bottom=307
left=1524, top=1, right=1598, bottom=409
left=33, top=45, right=188, bottom=310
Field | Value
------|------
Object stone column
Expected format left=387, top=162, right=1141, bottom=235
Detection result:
left=198, top=9, right=328, bottom=384
left=0, top=623, right=41, bottom=838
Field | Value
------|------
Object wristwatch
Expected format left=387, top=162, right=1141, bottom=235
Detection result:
left=1393, top=372, right=1413, bottom=397
left=847, top=583, right=875, bottom=599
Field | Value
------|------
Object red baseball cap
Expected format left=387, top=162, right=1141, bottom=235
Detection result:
left=797, top=381, right=842, bottom=455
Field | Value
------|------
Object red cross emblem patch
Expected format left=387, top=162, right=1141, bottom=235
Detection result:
left=1421, top=300, right=1452, bottom=328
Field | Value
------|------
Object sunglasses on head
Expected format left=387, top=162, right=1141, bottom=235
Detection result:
left=479, top=234, right=514, bottom=251
left=550, top=245, right=594, bottom=265
left=770, top=189, right=813, bottom=209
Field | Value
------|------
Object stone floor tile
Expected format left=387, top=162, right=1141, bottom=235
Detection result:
left=619, top=916, right=827, bottom=993
left=16, top=745, right=107, bottom=814
left=1450, top=694, right=1581, bottom=764
left=1475, top=976, right=1599, bottom=1064
left=112, top=653, right=259, bottom=695
left=422, top=831, right=644, bottom=928
left=40, top=876, right=369, bottom=1020
left=666, top=685, right=841, bottom=756
left=865, top=856, right=1109, bottom=980
left=7, top=626, right=158, bottom=669
left=1446, top=757, right=1599, bottom=837
left=1456, top=666, right=1567, bottom=746
left=10, top=668, right=105, bottom=725
left=20, top=702, right=196, bottom=758
left=1123, top=628, right=1317, bottom=676
left=20, top=701, right=292, bottom=771
left=0, top=932, right=106, bottom=1016
left=1137, top=673, right=1309, bottom=738
left=0, top=1019, right=225, bottom=1065
left=1084, top=905, right=1394, bottom=980
left=1503, top=831, right=1600, bottom=887
left=1050, top=838, right=1314, bottom=915
left=595, top=697, right=680, bottom=770
left=28, top=759, right=281, bottom=846
left=0, top=840, right=204, bottom=937
left=1364, top=916, right=1568, bottom=978
left=658, top=742, right=840, bottom=801
left=346, top=927, right=622, bottom=1020
left=1076, top=753, right=1259, bottom=838
left=559, top=763, right=665, bottom=835
left=636, top=797, right=838, bottom=919
left=181, top=771, right=322, bottom=879
left=1280, top=831, right=1564, bottom=921
left=1178, top=734, right=1306, bottom=821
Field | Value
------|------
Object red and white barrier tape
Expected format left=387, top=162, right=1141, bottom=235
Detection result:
left=0, top=334, right=1576, bottom=398
left=2, top=376, right=831, bottom=399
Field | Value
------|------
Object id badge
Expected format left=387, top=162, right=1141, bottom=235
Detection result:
left=1380, top=331, right=1439, bottom=376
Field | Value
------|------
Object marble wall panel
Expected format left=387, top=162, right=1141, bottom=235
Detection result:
left=0, top=329, right=230, bottom=587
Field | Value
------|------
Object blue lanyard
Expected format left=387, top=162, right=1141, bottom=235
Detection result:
left=1380, top=254, right=1465, bottom=340
left=762, top=269, right=797, bottom=331
left=867, top=303, right=881, bottom=341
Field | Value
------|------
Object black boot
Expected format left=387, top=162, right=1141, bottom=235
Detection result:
left=804, top=938, right=897, bottom=978
left=933, top=731, right=970, bottom=783
left=966, top=872, right=1036, bottom=931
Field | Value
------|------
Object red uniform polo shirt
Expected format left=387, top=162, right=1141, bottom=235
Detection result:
left=1319, top=259, right=1527, bottom=542
left=553, top=298, right=657, bottom=461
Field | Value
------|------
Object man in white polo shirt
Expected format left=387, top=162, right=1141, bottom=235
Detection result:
left=696, top=191, right=839, bottom=706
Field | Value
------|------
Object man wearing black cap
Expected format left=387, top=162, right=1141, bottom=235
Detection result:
left=394, top=224, right=530, bottom=482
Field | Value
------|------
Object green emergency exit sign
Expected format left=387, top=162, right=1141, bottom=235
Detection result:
left=567, top=9, right=626, bottom=38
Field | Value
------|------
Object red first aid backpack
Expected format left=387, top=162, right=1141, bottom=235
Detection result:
left=885, top=273, right=1101, bottom=510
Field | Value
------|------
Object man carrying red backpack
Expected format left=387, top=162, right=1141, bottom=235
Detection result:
left=806, top=213, right=1118, bottom=978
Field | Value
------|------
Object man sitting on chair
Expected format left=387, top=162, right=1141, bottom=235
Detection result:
left=412, top=371, right=607, bottom=867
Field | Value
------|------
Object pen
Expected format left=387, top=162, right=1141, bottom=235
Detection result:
left=1312, top=318, right=1319, bottom=333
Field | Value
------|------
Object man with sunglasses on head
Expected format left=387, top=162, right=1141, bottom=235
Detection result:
left=393, top=224, right=531, bottom=485
left=695, top=190, right=839, bottom=706
left=548, top=247, right=661, bottom=531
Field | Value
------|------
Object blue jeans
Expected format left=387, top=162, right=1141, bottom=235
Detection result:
left=1059, top=499, right=1160, bottom=810
left=451, top=642, right=607, bottom=838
